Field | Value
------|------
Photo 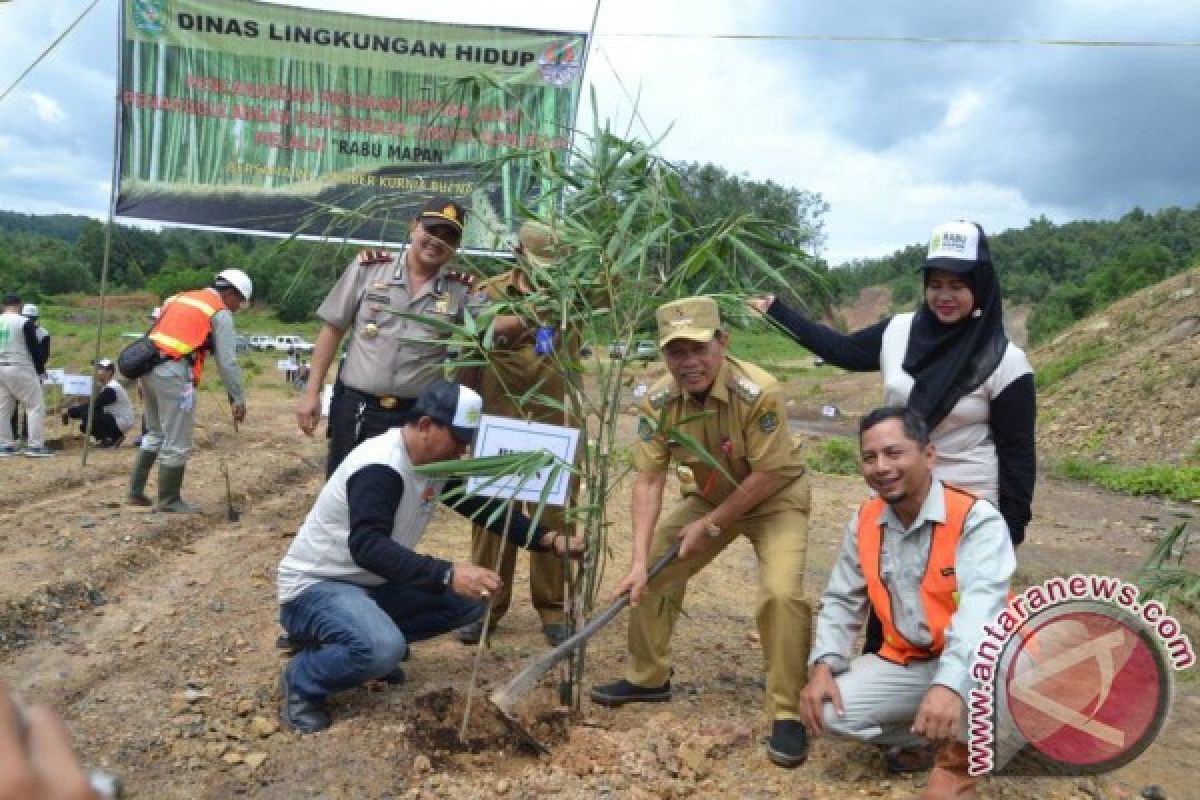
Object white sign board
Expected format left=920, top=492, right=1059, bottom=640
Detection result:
left=61, top=374, right=93, bottom=396
left=45, top=368, right=66, bottom=385
left=468, top=414, right=580, bottom=507
left=277, top=358, right=296, bottom=371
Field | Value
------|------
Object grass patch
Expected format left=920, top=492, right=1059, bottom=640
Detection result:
left=1034, top=342, right=1116, bottom=392
left=805, top=436, right=859, bottom=476
left=1052, top=457, right=1200, bottom=502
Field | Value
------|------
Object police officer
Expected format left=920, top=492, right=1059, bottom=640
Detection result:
left=126, top=270, right=250, bottom=512
left=454, top=221, right=572, bottom=647
left=295, top=197, right=477, bottom=477
left=588, top=296, right=814, bottom=769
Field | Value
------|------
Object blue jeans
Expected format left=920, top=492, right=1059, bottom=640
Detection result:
left=280, top=579, right=484, bottom=700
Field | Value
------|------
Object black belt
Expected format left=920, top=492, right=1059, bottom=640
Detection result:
left=339, top=384, right=417, bottom=412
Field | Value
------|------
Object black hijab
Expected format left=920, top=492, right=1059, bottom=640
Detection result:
left=902, top=224, right=1008, bottom=431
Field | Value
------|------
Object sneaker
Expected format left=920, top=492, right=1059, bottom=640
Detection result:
left=0, top=445, right=16, bottom=458
left=22, top=446, right=53, bottom=458
left=766, top=719, right=809, bottom=768
left=279, top=667, right=331, bottom=734
left=588, top=678, right=672, bottom=707
left=454, top=619, right=488, bottom=645
left=542, top=623, right=569, bottom=647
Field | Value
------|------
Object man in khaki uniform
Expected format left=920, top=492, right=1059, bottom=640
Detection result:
left=295, top=197, right=477, bottom=476
left=455, top=221, right=571, bottom=646
left=589, top=296, right=814, bottom=768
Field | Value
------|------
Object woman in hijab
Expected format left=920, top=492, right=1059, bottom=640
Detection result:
left=748, top=220, right=1036, bottom=547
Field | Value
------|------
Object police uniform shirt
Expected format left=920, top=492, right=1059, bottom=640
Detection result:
left=317, top=249, right=471, bottom=397
left=632, top=355, right=807, bottom=515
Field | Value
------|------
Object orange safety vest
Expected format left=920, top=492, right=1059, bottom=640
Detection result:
left=149, top=289, right=225, bottom=382
left=857, top=483, right=977, bottom=665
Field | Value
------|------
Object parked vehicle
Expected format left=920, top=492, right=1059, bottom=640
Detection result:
left=235, top=334, right=251, bottom=354
left=271, top=334, right=315, bottom=353
left=631, top=341, right=657, bottom=361
left=608, top=342, right=627, bottom=359
left=247, top=334, right=273, bottom=351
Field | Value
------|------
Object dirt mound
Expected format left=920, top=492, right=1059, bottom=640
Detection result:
left=838, top=285, right=892, bottom=330
left=1032, top=268, right=1200, bottom=467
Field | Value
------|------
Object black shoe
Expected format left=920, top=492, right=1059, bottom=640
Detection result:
left=280, top=667, right=331, bottom=734
left=766, top=719, right=809, bottom=768
left=882, top=744, right=934, bottom=774
left=542, top=623, right=569, bottom=647
left=588, top=678, right=671, bottom=707
left=455, top=619, right=487, bottom=645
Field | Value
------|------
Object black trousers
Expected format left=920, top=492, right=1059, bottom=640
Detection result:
left=325, top=384, right=417, bottom=477
left=67, top=403, right=121, bottom=441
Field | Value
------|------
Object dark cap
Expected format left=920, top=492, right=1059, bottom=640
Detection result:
left=411, top=378, right=483, bottom=444
left=418, top=197, right=467, bottom=234
left=924, top=220, right=991, bottom=273
left=3, top=292, right=20, bottom=306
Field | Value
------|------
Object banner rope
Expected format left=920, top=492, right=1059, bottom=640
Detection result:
left=0, top=0, right=102, bottom=107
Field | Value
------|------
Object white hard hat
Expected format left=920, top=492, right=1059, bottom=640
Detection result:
left=21, top=303, right=38, bottom=318
left=215, top=268, right=253, bottom=302
left=150, top=306, right=162, bottom=320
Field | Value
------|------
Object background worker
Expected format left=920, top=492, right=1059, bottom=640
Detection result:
left=455, top=221, right=573, bottom=647
left=127, top=270, right=250, bottom=512
left=8, top=303, right=50, bottom=442
left=798, top=406, right=1015, bottom=800
left=64, top=358, right=134, bottom=448
left=0, top=292, right=52, bottom=457
left=294, top=197, right=478, bottom=477
left=588, top=296, right=814, bottom=769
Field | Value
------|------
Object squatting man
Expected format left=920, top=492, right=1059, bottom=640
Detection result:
left=798, top=406, right=1015, bottom=800
left=277, top=379, right=585, bottom=733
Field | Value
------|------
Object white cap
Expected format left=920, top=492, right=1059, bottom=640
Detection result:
left=150, top=306, right=162, bottom=320
left=21, top=303, right=38, bottom=318
left=215, top=268, right=253, bottom=302
left=925, top=220, right=991, bottom=272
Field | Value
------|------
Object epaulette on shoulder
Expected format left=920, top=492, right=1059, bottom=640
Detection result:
left=730, top=372, right=762, bottom=403
left=357, top=249, right=393, bottom=266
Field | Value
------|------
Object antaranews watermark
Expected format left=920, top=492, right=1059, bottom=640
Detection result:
left=969, top=573, right=1194, bottom=777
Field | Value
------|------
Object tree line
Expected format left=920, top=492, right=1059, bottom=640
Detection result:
left=830, top=206, right=1200, bottom=343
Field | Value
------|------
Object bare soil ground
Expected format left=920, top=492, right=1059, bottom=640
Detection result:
left=1, top=374, right=1196, bottom=800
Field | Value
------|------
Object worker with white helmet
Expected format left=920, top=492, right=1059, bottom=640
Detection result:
left=6, top=302, right=50, bottom=450
left=0, top=292, right=52, bottom=456
left=127, top=269, right=251, bottom=512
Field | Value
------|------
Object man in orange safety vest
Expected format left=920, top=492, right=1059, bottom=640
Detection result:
left=798, top=406, right=1015, bottom=799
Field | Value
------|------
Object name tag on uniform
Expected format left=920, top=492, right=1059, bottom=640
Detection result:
left=434, top=294, right=450, bottom=314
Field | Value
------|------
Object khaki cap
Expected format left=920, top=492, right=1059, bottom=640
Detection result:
left=516, top=221, right=559, bottom=268
left=656, top=296, right=721, bottom=347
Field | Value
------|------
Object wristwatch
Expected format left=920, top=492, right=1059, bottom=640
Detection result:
left=441, top=565, right=454, bottom=589
left=703, top=518, right=721, bottom=538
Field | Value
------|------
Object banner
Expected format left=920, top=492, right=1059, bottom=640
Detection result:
left=116, top=0, right=586, bottom=248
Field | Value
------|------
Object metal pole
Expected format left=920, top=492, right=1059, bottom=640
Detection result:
left=82, top=0, right=126, bottom=468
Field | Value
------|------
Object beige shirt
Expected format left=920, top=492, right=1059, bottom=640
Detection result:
left=632, top=355, right=808, bottom=515
left=317, top=249, right=472, bottom=397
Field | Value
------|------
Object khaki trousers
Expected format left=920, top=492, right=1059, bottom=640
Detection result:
left=625, top=485, right=812, bottom=720
left=469, top=502, right=566, bottom=626
left=0, top=365, right=45, bottom=448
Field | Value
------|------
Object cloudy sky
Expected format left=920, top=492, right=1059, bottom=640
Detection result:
left=1, top=0, right=1198, bottom=263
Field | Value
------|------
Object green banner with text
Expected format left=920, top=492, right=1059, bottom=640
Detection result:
left=116, top=0, right=585, bottom=248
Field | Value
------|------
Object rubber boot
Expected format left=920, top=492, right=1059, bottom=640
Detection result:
left=156, top=464, right=199, bottom=513
left=127, top=449, right=157, bottom=506
left=920, top=742, right=977, bottom=799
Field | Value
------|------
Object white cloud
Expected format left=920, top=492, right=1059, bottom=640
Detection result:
left=28, top=91, right=66, bottom=124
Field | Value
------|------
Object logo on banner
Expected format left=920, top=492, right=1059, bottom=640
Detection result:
left=539, top=41, right=581, bottom=86
left=132, top=0, right=167, bottom=36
